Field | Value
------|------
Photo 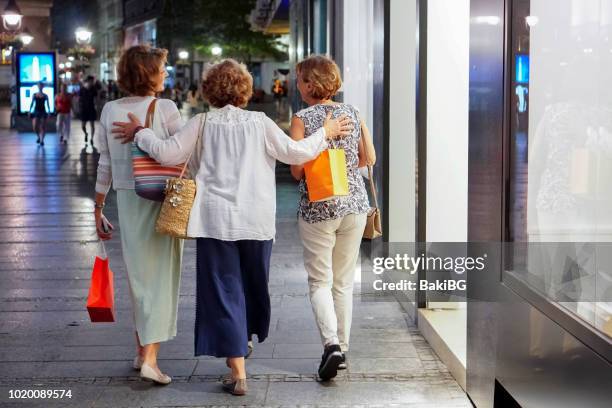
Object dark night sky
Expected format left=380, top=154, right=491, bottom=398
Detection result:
left=50, top=0, right=98, bottom=51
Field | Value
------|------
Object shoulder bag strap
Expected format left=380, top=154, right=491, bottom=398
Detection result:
left=361, top=119, right=380, bottom=209
left=144, top=98, right=157, bottom=128
left=179, top=113, right=207, bottom=179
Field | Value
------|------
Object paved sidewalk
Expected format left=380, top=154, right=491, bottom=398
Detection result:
left=0, top=127, right=469, bottom=407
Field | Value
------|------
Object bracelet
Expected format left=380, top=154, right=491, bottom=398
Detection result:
left=94, top=202, right=105, bottom=209
left=134, top=126, right=145, bottom=136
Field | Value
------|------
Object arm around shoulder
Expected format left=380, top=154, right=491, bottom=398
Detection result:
left=262, top=114, right=327, bottom=165
left=135, top=114, right=201, bottom=166
left=289, top=116, right=306, bottom=180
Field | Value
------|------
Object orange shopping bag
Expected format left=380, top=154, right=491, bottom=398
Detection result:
left=304, top=145, right=349, bottom=202
left=86, top=242, right=115, bottom=322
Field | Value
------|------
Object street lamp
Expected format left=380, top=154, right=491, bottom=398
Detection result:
left=19, top=29, right=33, bottom=46
left=178, top=50, right=189, bottom=60
left=75, top=27, right=92, bottom=45
left=2, top=0, right=22, bottom=31
left=211, top=45, right=222, bottom=56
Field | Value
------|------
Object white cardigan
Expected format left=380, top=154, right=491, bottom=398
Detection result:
left=95, top=96, right=184, bottom=194
left=135, top=105, right=328, bottom=241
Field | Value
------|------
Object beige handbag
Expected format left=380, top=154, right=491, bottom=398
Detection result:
left=155, top=113, right=207, bottom=239
left=362, top=123, right=382, bottom=240
left=363, top=165, right=383, bottom=239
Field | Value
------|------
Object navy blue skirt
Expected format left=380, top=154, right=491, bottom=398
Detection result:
left=194, top=238, right=273, bottom=358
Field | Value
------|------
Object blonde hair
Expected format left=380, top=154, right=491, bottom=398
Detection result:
left=296, top=55, right=342, bottom=100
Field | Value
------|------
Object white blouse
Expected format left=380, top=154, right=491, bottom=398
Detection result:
left=135, top=104, right=328, bottom=241
left=95, top=96, right=184, bottom=194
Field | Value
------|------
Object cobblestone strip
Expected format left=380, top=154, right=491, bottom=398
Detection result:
left=0, top=371, right=458, bottom=387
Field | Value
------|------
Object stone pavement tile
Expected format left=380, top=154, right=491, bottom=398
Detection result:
left=349, top=328, right=415, bottom=343
left=194, top=358, right=319, bottom=377
left=264, top=381, right=451, bottom=406
left=347, top=358, right=423, bottom=374
left=348, top=342, right=418, bottom=358
left=62, top=328, right=195, bottom=347
left=273, top=343, right=321, bottom=359
left=0, top=346, right=62, bottom=362
left=0, top=362, right=46, bottom=378
left=0, top=332, right=69, bottom=347
left=54, top=344, right=198, bottom=362
left=278, top=294, right=311, bottom=308
left=0, top=385, right=103, bottom=408
left=265, top=330, right=323, bottom=344
left=26, top=359, right=197, bottom=379
left=92, top=381, right=267, bottom=407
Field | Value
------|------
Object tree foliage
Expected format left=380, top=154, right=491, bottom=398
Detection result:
left=157, top=0, right=287, bottom=64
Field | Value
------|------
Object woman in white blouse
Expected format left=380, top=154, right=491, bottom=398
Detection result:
left=94, top=45, right=184, bottom=385
left=113, top=59, right=353, bottom=396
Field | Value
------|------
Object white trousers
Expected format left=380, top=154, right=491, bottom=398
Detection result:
left=299, top=213, right=367, bottom=351
left=57, top=113, right=71, bottom=140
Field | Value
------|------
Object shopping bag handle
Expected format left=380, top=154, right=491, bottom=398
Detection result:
left=99, top=240, right=108, bottom=260
left=179, top=113, right=207, bottom=179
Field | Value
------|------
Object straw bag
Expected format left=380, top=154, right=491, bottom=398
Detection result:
left=362, top=123, right=382, bottom=240
left=155, top=113, right=207, bottom=239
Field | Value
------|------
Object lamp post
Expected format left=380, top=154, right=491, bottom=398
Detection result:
left=2, top=0, right=22, bottom=32
left=211, top=45, right=222, bottom=57
left=0, top=2, right=33, bottom=64
left=178, top=50, right=189, bottom=61
left=19, top=29, right=33, bottom=46
left=71, top=28, right=94, bottom=77
left=75, top=27, right=92, bottom=45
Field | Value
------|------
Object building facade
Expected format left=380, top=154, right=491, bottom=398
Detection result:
left=286, top=1, right=612, bottom=407
left=93, top=0, right=123, bottom=81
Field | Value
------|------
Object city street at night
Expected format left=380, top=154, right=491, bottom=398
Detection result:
left=0, top=126, right=468, bottom=406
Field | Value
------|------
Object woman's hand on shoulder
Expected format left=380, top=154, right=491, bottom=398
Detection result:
left=112, top=113, right=143, bottom=144
left=323, top=112, right=354, bottom=140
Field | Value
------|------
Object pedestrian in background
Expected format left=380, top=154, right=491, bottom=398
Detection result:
left=290, top=55, right=377, bottom=381
left=55, top=84, right=72, bottom=144
left=93, top=45, right=185, bottom=385
left=186, top=83, right=201, bottom=117
left=29, top=82, right=50, bottom=146
left=112, top=58, right=354, bottom=396
left=79, top=75, right=98, bottom=147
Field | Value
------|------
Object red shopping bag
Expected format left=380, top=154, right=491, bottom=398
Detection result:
left=86, top=242, right=115, bottom=322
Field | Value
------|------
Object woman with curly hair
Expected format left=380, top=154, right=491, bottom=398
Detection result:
left=94, top=45, right=184, bottom=385
left=290, top=55, right=377, bottom=381
left=113, top=58, right=354, bottom=396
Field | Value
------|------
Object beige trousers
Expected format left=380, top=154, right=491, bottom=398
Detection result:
left=298, top=213, right=367, bottom=351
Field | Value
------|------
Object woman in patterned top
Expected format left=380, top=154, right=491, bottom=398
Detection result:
left=290, top=55, right=376, bottom=381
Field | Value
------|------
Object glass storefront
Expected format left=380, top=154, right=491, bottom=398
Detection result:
left=507, top=0, right=612, bottom=339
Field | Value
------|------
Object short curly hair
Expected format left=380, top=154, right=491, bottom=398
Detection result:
left=296, top=55, right=342, bottom=100
left=201, top=59, right=253, bottom=108
left=117, top=45, right=167, bottom=96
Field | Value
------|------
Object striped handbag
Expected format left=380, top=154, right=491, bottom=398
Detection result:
left=132, top=99, right=184, bottom=202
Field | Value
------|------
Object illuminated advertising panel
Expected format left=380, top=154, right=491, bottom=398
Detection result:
left=16, top=52, right=57, bottom=114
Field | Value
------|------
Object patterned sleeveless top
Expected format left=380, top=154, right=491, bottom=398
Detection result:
left=295, top=103, right=370, bottom=223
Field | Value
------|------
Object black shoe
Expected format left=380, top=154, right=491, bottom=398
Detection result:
left=40, top=140, right=44, bottom=146
left=36, top=137, right=40, bottom=144
left=245, top=341, right=254, bottom=359
left=318, top=344, right=342, bottom=381
left=84, top=133, right=88, bottom=143
left=338, top=352, right=347, bottom=370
